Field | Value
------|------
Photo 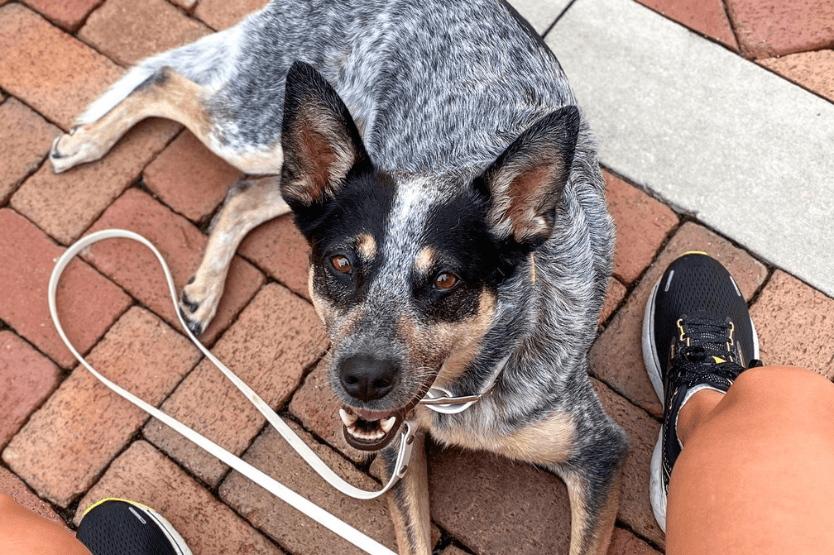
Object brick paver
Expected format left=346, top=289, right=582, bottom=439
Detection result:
left=0, top=208, right=132, bottom=368
left=239, top=213, right=312, bottom=301
left=143, top=283, right=328, bottom=486
left=590, top=222, right=768, bottom=417
left=0, top=332, right=61, bottom=449
left=2, top=307, right=201, bottom=506
left=0, top=466, right=66, bottom=527
left=288, top=358, right=366, bottom=462
left=725, top=0, right=834, bottom=59
left=144, top=130, right=241, bottom=223
left=84, top=188, right=264, bottom=344
left=11, top=118, right=181, bottom=244
left=605, top=170, right=678, bottom=285
left=80, top=0, right=211, bottom=67
left=751, top=270, right=834, bottom=379
left=77, top=441, right=283, bottom=555
left=759, top=50, right=834, bottom=104
left=0, top=4, right=122, bottom=130
left=428, top=441, right=572, bottom=555
left=0, top=99, right=60, bottom=205
left=20, top=0, right=101, bottom=31
left=220, top=422, right=398, bottom=555
left=194, top=0, right=268, bottom=30
left=635, top=0, right=738, bottom=50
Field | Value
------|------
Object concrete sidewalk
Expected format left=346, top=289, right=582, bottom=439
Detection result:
left=0, top=1, right=832, bottom=554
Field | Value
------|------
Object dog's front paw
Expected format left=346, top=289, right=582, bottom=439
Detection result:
left=178, top=275, right=223, bottom=336
left=50, top=126, right=105, bottom=173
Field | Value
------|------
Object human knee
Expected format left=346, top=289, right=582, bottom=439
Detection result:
left=729, top=366, right=834, bottom=414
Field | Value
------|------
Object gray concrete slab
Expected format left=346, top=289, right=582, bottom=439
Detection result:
left=507, top=0, right=572, bottom=35
left=546, top=0, right=834, bottom=297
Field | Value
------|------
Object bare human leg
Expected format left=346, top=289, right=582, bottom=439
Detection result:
left=667, top=366, right=834, bottom=555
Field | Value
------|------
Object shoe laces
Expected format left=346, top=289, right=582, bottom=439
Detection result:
left=670, top=315, right=756, bottom=388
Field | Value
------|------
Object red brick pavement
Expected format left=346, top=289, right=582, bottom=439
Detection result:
left=1, top=1, right=833, bottom=555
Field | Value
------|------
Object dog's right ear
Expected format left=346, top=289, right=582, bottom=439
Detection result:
left=280, top=61, right=370, bottom=209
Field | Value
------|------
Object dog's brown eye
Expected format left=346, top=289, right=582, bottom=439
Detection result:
left=434, top=272, right=458, bottom=290
left=330, top=255, right=352, bottom=273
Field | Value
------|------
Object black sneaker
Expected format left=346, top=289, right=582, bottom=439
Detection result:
left=76, top=499, right=192, bottom=555
left=642, top=252, right=761, bottom=531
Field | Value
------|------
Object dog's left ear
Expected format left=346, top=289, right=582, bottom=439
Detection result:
left=280, top=61, right=369, bottom=208
left=477, top=106, right=580, bottom=247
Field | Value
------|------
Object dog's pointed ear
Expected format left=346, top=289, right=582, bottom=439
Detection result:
left=476, top=106, right=580, bottom=247
left=281, top=61, right=369, bottom=208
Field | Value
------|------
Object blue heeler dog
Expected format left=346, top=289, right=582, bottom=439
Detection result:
left=50, top=0, right=629, bottom=553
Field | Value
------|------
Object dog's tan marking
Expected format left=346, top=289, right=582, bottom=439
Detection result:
left=563, top=469, right=623, bottom=555
left=499, top=412, right=575, bottom=464
left=51, top=68, right=210, bottom=173
left=430, top=410, right=575, bottom=465
left=413, top=246, right=435, bottom=275
left=179, top=176, right=290, bottom=333
left=51, top=67, right=285, bottom=175
left=396, top=291, right=496, bottom=393
left=356, top=233, right=377, bottom=260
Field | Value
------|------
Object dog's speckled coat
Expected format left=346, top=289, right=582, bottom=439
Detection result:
left=50, top=1, right=628, bottom=554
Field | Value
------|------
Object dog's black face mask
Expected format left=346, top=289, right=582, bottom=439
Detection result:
left=279, top=61, right=580, bottom=451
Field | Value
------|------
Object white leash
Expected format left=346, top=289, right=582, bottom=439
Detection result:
left=49, top=230, right=407, bottom=555
left=49, top=229, right=501, bottom=555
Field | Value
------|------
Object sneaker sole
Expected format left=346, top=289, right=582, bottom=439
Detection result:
left=641, top=268, right=760, bottom=533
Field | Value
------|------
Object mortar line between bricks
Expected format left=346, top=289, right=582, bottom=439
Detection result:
left=0, top=92, right=71, bottom=133
left=1, top=152, right=53, bottom=210
left=0, top=332, right=74, bottom=449
left=720, top=0, right=744, bottom=56
left=432, top=523, right=478, bottom=555
left=626, top=1, right=742, bottom=55
left=613, top=521, right=666, bottom=553
left=67, top=129, right=186, bottom=246
left=138, top=436, right=295, bottom=555
left=162, top=0, right=198, bottom=19
left=69, top=0, right=108, bottom=34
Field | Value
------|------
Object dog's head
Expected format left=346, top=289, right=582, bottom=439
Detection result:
left=280, top=62, right=580, bottom=451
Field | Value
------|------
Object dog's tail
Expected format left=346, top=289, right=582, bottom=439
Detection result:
left=77, top=21, right=249, bottom=126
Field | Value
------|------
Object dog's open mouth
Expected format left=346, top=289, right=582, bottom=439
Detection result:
left=339, top=407, right=403, bottom=451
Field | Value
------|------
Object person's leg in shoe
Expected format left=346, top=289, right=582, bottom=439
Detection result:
left=0, top=493, right=92, bottom=555
left=643, top=252, right=834, bottom=554
left=667, top=365, right=834, bottom=554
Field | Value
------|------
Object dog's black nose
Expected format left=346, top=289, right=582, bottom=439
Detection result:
left=338, top=355, right=398, bottom=402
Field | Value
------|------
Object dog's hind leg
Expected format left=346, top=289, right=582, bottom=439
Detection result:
left=50, top=27, right=248, bottom=173
left=380, top=433, right=432, bottom=555
left=178, top=176, right=289, bottom=335
left=50, top=65, right=218, bottom=174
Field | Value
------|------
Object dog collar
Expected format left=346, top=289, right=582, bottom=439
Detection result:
left=418, top=355, right=508, bottom=414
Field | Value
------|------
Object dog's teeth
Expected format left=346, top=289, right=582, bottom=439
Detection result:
left=339, top=408, right=358, bottom=427
left=380, top=416, right=396, bottom=433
